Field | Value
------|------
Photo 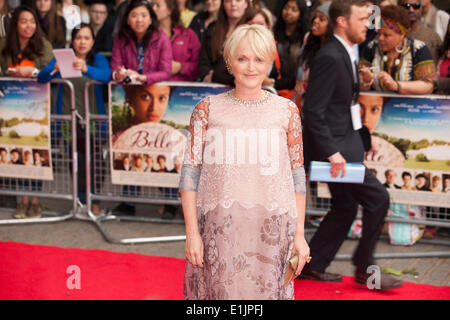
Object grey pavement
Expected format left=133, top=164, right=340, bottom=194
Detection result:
left=0, top=197, right=449, bottom=288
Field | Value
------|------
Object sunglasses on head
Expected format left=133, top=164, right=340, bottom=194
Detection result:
left=400, top=3, right=421, bottom=10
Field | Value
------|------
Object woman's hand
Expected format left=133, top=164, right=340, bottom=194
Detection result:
left=360, top=65, right=374, bottom=84
left=185, top=232, right=204, bottom=268
left=73, top=58, right=87, bottom=73
left=114, top=66, right=127, bottom=81
left=377, top=71, right=398, bottom=92
left=291, top=235, right=310, bottom=277
left=172, top=61, right=182, bottom=75
left=9, top=66, right=34, bottom=78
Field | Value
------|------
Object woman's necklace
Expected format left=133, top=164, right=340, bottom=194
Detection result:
left=227, top=89, right=270, bottom=107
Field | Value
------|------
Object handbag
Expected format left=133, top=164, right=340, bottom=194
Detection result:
left=283, top=255, right=311, bottom=287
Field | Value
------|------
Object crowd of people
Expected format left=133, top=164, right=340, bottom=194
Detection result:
left=0, top=1, right=447, bottom=215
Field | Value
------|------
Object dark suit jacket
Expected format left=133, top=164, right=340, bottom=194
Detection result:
left=383, top=183, right=401, bottom=189
left=303, top=36, right=369, bottom=168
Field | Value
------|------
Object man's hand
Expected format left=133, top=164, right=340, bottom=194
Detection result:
left=328, top=152, right=346, bottom=178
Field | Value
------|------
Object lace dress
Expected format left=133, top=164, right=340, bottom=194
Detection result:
left=179, top=90, right=306, bottom=300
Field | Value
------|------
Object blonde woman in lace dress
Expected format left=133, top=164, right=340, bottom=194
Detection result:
left=179, top=24, right=309, bottom=300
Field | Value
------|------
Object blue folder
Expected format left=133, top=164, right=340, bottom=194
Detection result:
left=309, top=161, right=365, bottom=184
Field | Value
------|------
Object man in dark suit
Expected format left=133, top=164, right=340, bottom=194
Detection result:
left=301, top=0, right=402, bottom=290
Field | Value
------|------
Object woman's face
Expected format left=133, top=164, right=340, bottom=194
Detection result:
left=377, top=25, right=404, bottom=53
left=17, top=11, right=37, bottom=41
left=128, top=84, right=171, bottom=123
left=247, top=13, right=268, bottom=28
left=403, top=174, right=411, bottom=186
left=72, top=27, right=94, bottom=57
left=223, top=0, right=248, bottom=21
left=127, top=5, right=152, bottom=36
left=152, top=0, right=171, bottom=22
left=229, top=38, right=272, bottom=91
left=206, top=0, right=221, bottom=13
left=282, top=0, right=300, bottom=25
left=35, top=0, right=52, bottom=15
left=358, top=94, right=384, bottom=133
left=311, top=11, right=328, bottom=37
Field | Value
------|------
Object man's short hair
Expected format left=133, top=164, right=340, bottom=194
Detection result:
left=329, top=0, right=370, bottom=29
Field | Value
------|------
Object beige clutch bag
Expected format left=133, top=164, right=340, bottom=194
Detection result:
left=283, top=255, right=310, bottom=287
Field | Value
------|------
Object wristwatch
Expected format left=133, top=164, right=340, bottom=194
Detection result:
left=31, top=68, right=39, bottom=78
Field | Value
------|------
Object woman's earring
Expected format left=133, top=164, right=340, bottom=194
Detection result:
left=395, top=42, right=405, bottom=54
left=225, top=60, right=232, bottom=75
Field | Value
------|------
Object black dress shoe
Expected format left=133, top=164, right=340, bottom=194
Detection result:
left=355, top=268, right=403, bottom=290
left=113, top=202, right=136, bottom=216
left=296, top=266, right=343, bottom=282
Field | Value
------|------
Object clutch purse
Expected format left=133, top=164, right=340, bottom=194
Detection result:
left=283, top=255, right=311, bottom=287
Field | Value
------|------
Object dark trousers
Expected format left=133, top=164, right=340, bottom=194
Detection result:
left=308, top=168, right=389, bottom=272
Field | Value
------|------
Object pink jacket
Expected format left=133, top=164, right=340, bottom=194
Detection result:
left=170, top=27, right=201, bottom=81
left=111, top=28, right=173, bottom=85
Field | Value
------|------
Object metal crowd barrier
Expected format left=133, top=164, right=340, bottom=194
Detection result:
left=81, top=81, right=450, bottom=258
left=0, top=78, right=79, bottom=225
left=83, top=80, right=196, bottom=244
left=305, top=181, right=450, bottom=259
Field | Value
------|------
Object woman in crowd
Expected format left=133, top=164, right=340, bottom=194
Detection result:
left=245, top=6, right=296, bottom=97
left=0, top=0, right=12, bottom=38
left=295, top=1, right=332, bottom=105
left=180, top=24, right=309, bottom=299
left=0, top=5, right=53, bottom=219
left=359, top=5, right=438, bottom=95
left=152, top=0, right=201, bottom=81
left=111, top=0, right=172, bottom=216
left=188, top=0, right=221, bottom=44
left=38, top=23, right=111, bottom=216
left=33, top=0, right=66, bottom=48
left=197, top=0, right=249, bottom=85
left=177, top=0, right=197, bottom=28
left=111, top=0, right=172, bottom=86
left=273, top=0, right=309, bottom=72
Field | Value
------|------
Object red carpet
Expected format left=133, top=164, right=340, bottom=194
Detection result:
left=0, top=241, right=448, bottom=300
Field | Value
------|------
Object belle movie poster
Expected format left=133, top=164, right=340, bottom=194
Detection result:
left=109, top=82, right=229, bottom=188
left=0, top=79, right=53, bottom=180
left=318, top=93, right=450, bottom=208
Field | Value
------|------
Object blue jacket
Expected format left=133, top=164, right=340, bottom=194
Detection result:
left=38, top=53, right=111, bottom=115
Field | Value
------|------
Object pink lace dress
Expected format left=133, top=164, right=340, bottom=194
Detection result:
left=179, top=90, right=306, bottom=300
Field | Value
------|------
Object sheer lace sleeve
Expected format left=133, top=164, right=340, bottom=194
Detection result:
left=179, top=97, right=210, bottom=192
left=287, top=101, right=306, bottom=194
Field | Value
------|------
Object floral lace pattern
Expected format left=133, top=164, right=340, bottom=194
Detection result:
left=181, top=91, right=305, bottom=300
left=184, top=202, right=296, bottom=300
left=180, top=91, right=305, bottom=218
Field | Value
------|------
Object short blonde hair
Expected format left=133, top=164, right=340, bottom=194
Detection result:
left=223, top=24, right=276, bottom=64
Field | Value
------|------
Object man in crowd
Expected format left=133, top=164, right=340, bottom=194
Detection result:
left=398, top=0, right=442, bottom=63
left=89, top=0, right=115, bottom=53
left=421, top=0, right=449, bottom=41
